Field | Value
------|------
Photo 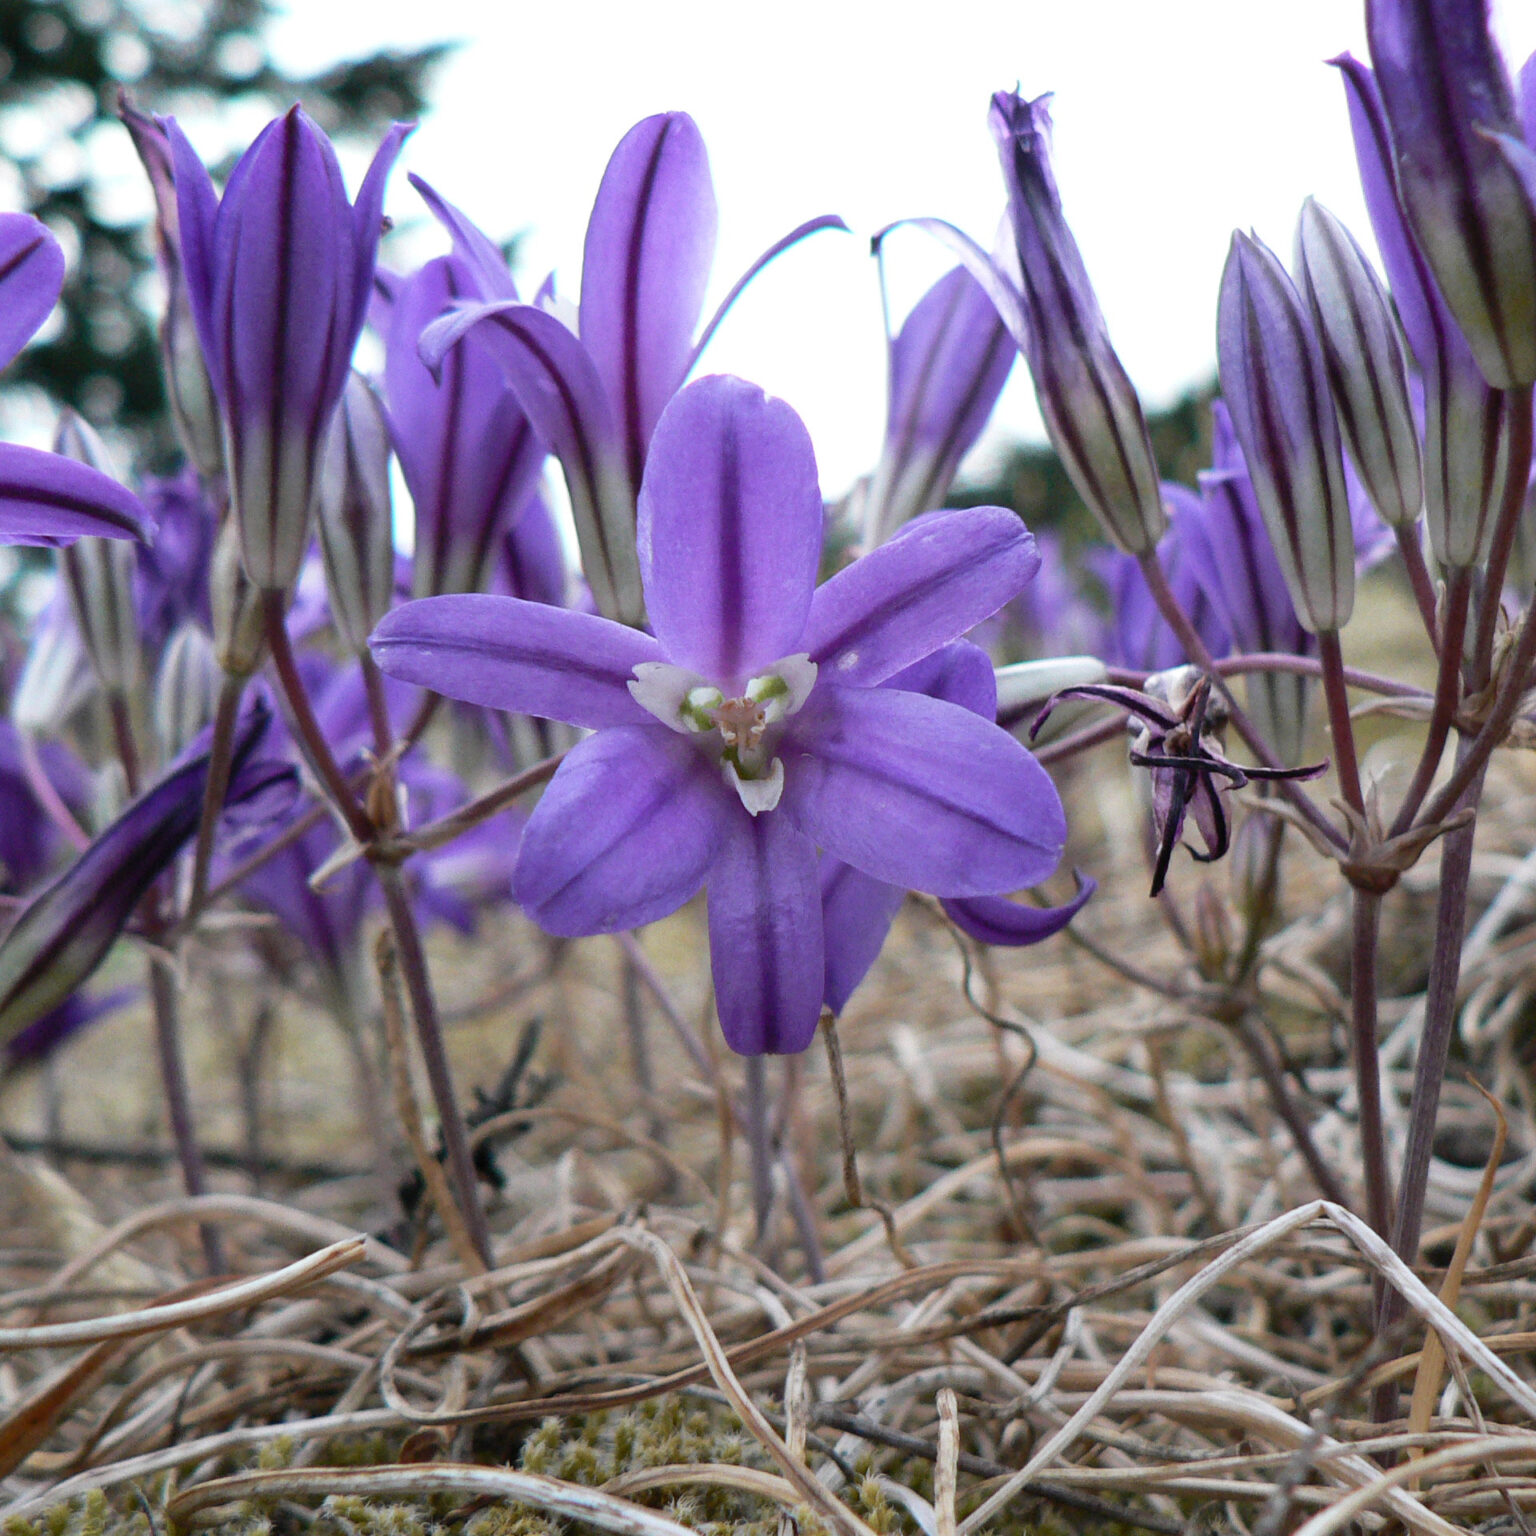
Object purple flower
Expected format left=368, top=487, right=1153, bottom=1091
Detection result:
left=168, top=108, right=409, bottom=590
left=1366, top=0, right=1536, bottom=388
left=984, top=91, right=1165, bottom=554
left=380, top=255, right=545, bottom=600
left=372, top=375, right=1065, bottom=1054
left=0, top=215, right=147, bottom=546
left=413, top=116, right=844, bottom=623
left=862, top=265, right=1014, bottom=546
left=818, top=644, right=1093, bottom=1015
left=1336, top=53, right=1511, bottom=568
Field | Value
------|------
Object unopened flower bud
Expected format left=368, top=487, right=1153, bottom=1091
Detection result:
left=1366, top=0, right=1536, bottom=388
left=53, top=413, right=142, bottom=695
left=211, top=518, right=267, bottom=678
left=318, top=371, right=395, bottom=655
left=1218, top=231, right=1354, bottom=633
left=989, top=90, right=1166, bottom=554
left=154, top=620, right=220, bottom=757
left=1231, top=810, right=1283, bottom=936
left=1296, top=198, right=1424, bottom=530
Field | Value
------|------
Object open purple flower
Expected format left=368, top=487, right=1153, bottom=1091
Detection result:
left=373, top=374, right=1065, bottom=1054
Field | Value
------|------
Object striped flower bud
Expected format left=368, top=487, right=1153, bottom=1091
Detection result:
left=53, top=413, right=142, bottom=695
left=1366, top=0, right=1536, bottom=388
left=989, top=90, right=1166, bottom=554
left=1296, top=199, right=1424, bottom=531
left=153, top=620, right=220, bottom=757
left=318, top=371, right=396, bottom=656
left=1217, top=231, right=1354, bottom=634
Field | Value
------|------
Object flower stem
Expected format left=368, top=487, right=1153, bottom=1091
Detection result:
left=1316, top=630, right=1363, bottom=817
left=1350, top=888, right=1392, bottom=1240
left=1395, top=524, right=1440, bottom=652
left=373, top=859, right=493, bottom=1268
left=1389, top=749, right=1485, bottom=1275
left=261, top=591, right=372, bottom=845
left=1389, top=567, right=1471, bottom=838
left=187, top=672, right=246, bottom=920
left=743, top=1054, right=773, bottom=1240
left=146, top=942, right=223, bottom=1273
left=1468, top=384, right=1535, bottom=676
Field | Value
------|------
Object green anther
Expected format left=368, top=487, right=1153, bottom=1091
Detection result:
left=746, top=672, right=790, bottom=704
left=681, top=684, right=723, bottom=732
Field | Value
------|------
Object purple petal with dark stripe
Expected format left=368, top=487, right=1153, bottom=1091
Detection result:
left=387, top=256, right=545, bottom=598
left=420, top=298, right=640, bottom=621
left=865, top=265, right=1014, bottom=542
left=987, top=91, right=1167, bottom=555
left=942, top=870, right=1095, bottom=948
left=346, top=122, right=412, bottom=366
left=802, top=505, right=1037, bottom=689
left=409, top=174, right=520, bottom=302
left=0, top=214, right=64, bottom=374
left=688, top=214, right=849, bottom=374
left=639, top=375, right=821, bottom=682
left=580, top=113, right=717, bottom=489
left=708, top=809, right=823, bottom=1054
left=369, top=593, right=662, bottom=728
left=513, top=726, right=728, bottom=934
left=0, top=444, right=147, bottom=545
left=820, top=858, right=905, bottom=1016
left=781, top=684, right=1065, bottom=897
left=166, top=116, right=222, bottom=387
left=1366, top=0, right=1536, bottom=387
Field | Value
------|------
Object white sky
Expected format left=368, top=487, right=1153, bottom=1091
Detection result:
left=260, top=0, right=1536, bottom=500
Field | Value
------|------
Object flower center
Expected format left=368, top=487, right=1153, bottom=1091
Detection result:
left=630, top=655, right=817, bottom=815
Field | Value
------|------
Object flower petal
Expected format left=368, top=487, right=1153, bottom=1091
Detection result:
left=408, top=173, right=520, bottom=302
left=639, top=375, right=822, bottom=683
left=513, top=726, right=727, bottom=934
left=802, top=506, right=1037, bottom=688
left=579, top=113, right=717, bottom=488
left=820, top=858, right=905, bottom=1016
left=387, top=257, right=544, bottom=598
left=369, top=593, right=663, bottom=728
left=865, top=265, right=1015, bottom=543
left=0, top=444, right=147, bottom=545
left=420, top=298, right=640, bottom=622
left=708, top=809, right=823, bottom=1054
left=887, top=639, right=998, bottom=718
left=942, top=870, right=1095, bottom=947
left=781, top=684, right=1065, bottom=896
left=0, top=214, right=64, bottom=375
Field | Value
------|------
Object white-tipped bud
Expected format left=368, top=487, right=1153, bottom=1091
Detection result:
left=53, top=412, right=142, bottom=695
left=154, top=621, right=220, bottom=757
left=211, top=518, right=267, bottom=678
left=318, top=371, right=396, bottom=655
left=1296, top=199, right=1424, bottom=532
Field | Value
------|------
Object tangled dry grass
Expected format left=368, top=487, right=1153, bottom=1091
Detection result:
left=6, top=591, right=1536, bottom=1535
